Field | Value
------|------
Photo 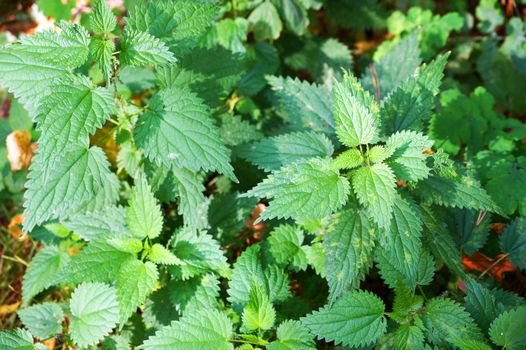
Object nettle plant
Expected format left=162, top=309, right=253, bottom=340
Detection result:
left=1, top=1, right=525, bottom=350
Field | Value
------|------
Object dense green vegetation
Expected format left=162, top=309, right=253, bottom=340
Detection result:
left=0, top=0, right=525, bottom=349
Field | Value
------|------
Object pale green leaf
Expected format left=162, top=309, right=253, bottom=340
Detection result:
left=267, top=320, right=316, bottom=350
left=141, top=309, right=233, bottom=350
left=89, top=37, right=114, bottom=81
left=171, top=167, right=208, bottom=229
left=70, top=283, right=119, bottom=347
left=89, top=0, right=117, bottom=34
left=0, top=328, right=34, bottom=349
left=148, top=243, right=183, bottom=265
left=268, top=225, right=308, bottom=271
left=248, top=0, right=282, bottom=41
left=120, top=30, right=175, bottom=67
left=352, top=163, right=397, bottom=229
left=63, top=206, right=129, bottom=241
left=135, top=87, right=235, bottom=180
left=18, top=303, right=64, bottom=339
left=385, top=130, right=433, bottom=182
left=244, top=158, right=350, bottom=222
left=242, top=282, right=276, bottom=331
left=116, top=260, right=158, bottom=325
left=301, top=290, right=386, bottom=347
left=22, top=246, right=70, bottom=305
left=108, top=238, right=143, bottom=254
left=126, top=175, right=163, bottom=239
left=238, top=131, right=334, bottom=172
left=324, top=209, right=375, bottom=302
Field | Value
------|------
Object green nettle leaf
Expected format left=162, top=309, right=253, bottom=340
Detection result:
left=352, top=163, right=397, bottom=229
left=489, top=306, right=526, bottom=350
left=57, top=240, right=134, bottom=285
left=119, top=30, right=176, bottom=67
left=69, top=283, right=119, bottom=347
left=171, top=228, right=230, bottom=279
left=267, top=320, right=316, bottom=350
left=89, top=37, right=115, bottom=81
left=242, top=282, right=276, bottom=331
left=0, top=328, right=34, bottom=349
left=423, top=297, right=483, bottom=347
left=379, top=196, right=422, bottom=290
left=267, top=76, right=334, bottom=135
left=108, top=238, right=143, bottom=254
left=385, top=130, right=433, bottom=182
left=333, top=72, right=379, bottom=147
left=237, top=131, right=334, bottom=172
left=18, top=303, right=64, bottom=339
left=116, top=259, right=158, bottom=325
left=135, top=87, right=236, bottom=180
left=268, top=225, right=308, bottom=271
left=465, top=279, right=501, bottom=332
left=244, top=158, right=350, bottom=222
left=88, top=0, right=117, bottom=34
left=22, top=246, right=70, bottom=305
left=392, top=325, right=424, bottom=350
left=23, top=146, right=119, bottom=232
left=0, top=23, right=89, bottom=113
left=228, top=245, right=290, bottom=308
left=324, top=209, right=375, bottom=302
left=148, top=243, right=183, bottom=265
left=126, top=175, right=163, bottom=239
left=171, top=166, right=208, bottom=229
left=248, top=0, right=282, bottom=41
left=499, top=217, right=526, bottom=269
left=301, top=290, right=387, bottom=347
left=35, top=75, right=116, bottom=155
left=331, top=148, right=364, bottom=170
left=63, top=206, right=129, bottom=241
left=141, top=309, right=234, bottom=350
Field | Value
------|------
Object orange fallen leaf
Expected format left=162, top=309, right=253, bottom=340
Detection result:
left=423, top=148, right=434, bottom=155
left=6, top=130, right=36, bottom=171
left=0, top=302, right=20, bottom=315
left=8, top=213, right=27, bottom=242
left=245, top=203, right=266, bottom=233
left=90, top=125, right=120, bottom=166
left=462, top=252, right=516, bottom=281
left=397, top=179, right=407, bottom=187
left=490, top=223, right=506, bottom=234
left=42, top=339, right=56, bottom=350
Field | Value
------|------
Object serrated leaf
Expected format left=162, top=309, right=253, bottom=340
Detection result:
left=171, top=167, right=208, bottom=229
left=89, top=0, right=117, bottom=34
left=126, top=175, right=163, bottom=239
left=391, top=285, right=424, bottom=323
left=465, top=279, right=501, bottom=332
left=301, top=290, right=386, bottom=347
left=168, top=274, right=221, bottom=314
left=268, top=225, right=308, bottom=271
left=380, top=196, right=422, bottom=290
left=499, top=217, right=526, bottom=269
left=57, top=240, right=134, bottom=285
left=385, top=130, right=433, bottom=182
left=24, top=146, right=119, bottom=232
left=324, top=209, right=375, bottom=302
left=0, top=23, right=89, bottom=114
left=237, top=131, right=334, bottom=172
left=333, top=72, right=379, bottom=147
left=141, top=309, right=233, bottom=350
left=352, top=163, right=397, bottom=229
left=362, top=32, right=421, bottom=97
left=109, top=238, right=143, bottom=254
left=489, top=306, right=526, bottom=350
left=170, top=228, right=229, bottom=279
left=416, top=174, right=500, bottom=213
left=63, top=206, right=129, bottom=241
left=228, top=245, right=290, bottom=308
left=423, top=297, right=483, bottom=347
left=90, top=37, right=115, bottom=81
left=219, top=113, right=262, bottom=147
left=244, top=158, right=349, bottom=222
left=18, top=303, right=64, bottom=339
left=267, top=320, right=316, bottom=350
left=125, top=0, right=219, bottom=55
left=148, top=243, right=183, bottom=265
left=331, top=148, right=364, bottom=170
left=116, top=260, right=158, bottom=325
left=267, top=76, right=334, bottom=135
left=70, top=283, right=119, bottom=347
left=22, top=246, right=69, bottom=305
left=420, top=205, right=465, bottom=277
left=120, top=30, right=175, bottom=67
left=0, top=328, right=34, bottom=349
left=135, top=87, right=235, bottom=180
left=392, top=325, right=424, bottom=350
left=242, top=282, right=276, bottom=331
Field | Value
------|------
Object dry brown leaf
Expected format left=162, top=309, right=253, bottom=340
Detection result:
left=6, top=130, right=36, bottom=171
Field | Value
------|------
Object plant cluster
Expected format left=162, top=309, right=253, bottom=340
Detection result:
left=0, top=0, right=525, bottom=349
